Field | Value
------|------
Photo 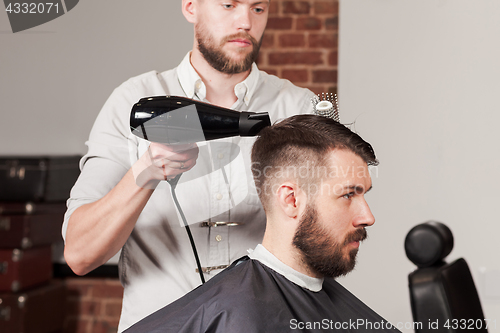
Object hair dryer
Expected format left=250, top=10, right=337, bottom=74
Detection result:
left=130, top=96, right=271, bottom=144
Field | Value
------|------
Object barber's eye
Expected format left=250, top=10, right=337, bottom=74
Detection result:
left=222, top=4, right=233, bottom=9
left=253, top=7, right=264, bottom=13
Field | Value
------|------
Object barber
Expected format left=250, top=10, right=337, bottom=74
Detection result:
left=63, top=1, right=314, bottom=331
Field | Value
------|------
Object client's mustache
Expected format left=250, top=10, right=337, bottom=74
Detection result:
left=343, top=228, right=367, bottom=245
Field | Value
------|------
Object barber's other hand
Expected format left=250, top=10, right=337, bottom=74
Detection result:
left=133, top=142, right=199, bottom=189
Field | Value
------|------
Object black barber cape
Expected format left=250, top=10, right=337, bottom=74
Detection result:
left=124, top=257, right=401, bottom=333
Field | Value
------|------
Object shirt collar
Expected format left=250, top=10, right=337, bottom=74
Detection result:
left=176, top=51, right=260, bottom=107
left=248, top=244, right=324, bottom=292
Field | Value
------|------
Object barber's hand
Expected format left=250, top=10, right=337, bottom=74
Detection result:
left=133, top=142, right=199, bottom=189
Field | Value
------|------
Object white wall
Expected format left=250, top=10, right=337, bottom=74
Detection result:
left=0, top=0, right=193, bottom=155
left=339, top=0, right=500, bottom=331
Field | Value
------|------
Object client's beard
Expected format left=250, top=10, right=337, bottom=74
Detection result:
left=292, top=204, right=367, bottom=278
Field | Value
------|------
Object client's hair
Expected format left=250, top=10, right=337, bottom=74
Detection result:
left=251, top=114, right=378, bottom=212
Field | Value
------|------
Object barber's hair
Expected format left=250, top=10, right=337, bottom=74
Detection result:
left=251, top=114, right=378, bottom=212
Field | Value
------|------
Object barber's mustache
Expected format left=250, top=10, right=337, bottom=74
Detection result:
left=221, top=32, right=258, bottom=46
left=343, top=228, right=367, bottom=245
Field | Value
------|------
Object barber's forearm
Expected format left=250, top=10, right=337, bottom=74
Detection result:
left=64, top=168, right=154, bottom=276
left=64, top=143, right=198, bottom=275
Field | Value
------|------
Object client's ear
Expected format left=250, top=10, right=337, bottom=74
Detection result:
left=276, top=182, right=304, bottom=219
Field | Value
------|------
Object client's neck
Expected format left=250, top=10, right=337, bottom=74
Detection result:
left=262, top=226, right=322, bottom=279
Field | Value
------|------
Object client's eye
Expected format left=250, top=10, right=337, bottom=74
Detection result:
left=342, top=192, right=354, bottom=200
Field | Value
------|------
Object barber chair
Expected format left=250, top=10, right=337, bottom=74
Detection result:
left=405, top=221, right=488, bottom=333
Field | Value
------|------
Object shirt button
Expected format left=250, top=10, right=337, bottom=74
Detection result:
left=195, top=81, right=202, bottom=90
left=244, top=97, right=249, bottom=103
left=218, top=153, right=224, bottom=159
left=215, top=235, right=222, bottom=242
left=216, top=193, right=223, bottom=200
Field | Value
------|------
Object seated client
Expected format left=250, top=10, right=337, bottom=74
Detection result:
left=125, top=114, right=400, bottom=333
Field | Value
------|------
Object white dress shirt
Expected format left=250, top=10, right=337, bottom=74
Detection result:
left=62, top=52, right=315, bottom=332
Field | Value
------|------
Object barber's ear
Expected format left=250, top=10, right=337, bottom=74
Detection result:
left=276, top=182, right=303, bottom=219
left=182, top=0, right=196, bottom=23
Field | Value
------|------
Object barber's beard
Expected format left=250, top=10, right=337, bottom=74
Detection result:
left=292, top=204, right=367, bottom=278
left=196, top=25, right=262, bottom=74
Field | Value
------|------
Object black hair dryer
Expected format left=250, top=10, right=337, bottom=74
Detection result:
left=130, top=96, right=271, bottom=144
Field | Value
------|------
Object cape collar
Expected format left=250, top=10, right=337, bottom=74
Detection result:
left=248, top=244, right=324, bottom=292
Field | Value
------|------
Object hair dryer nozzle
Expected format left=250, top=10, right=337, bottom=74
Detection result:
left=239, top=112, right=271, bottom=137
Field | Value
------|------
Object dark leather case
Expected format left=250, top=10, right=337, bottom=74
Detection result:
left=0, top=202, right=66, bottom=249
left=0, top=247, right=52, bottom=293
left=0, top=280, right=65, bottom=333
left=0, top=156, right=81, bottom=202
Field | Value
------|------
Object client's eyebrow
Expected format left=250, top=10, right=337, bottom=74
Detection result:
left=344, top=185, right=372, bottom=194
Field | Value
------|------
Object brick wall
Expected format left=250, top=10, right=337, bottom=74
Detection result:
left=258, top=0, right=339, bottom=94
left=63, top=278, right=123, bottom=333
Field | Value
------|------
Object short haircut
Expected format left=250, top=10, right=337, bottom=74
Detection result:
left=251, top=114, right=378, bottom=212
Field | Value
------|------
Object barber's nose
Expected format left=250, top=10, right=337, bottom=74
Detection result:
left=353, top=199, right=375, bottom=228
left=236, top=9, right=252, bottom=30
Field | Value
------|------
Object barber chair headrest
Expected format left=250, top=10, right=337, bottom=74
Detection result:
left=404, top=221, right=454, bottom=268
